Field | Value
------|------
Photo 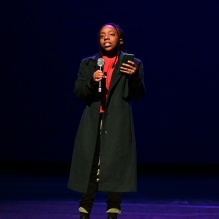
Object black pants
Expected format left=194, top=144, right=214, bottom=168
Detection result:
left=79, top=114, right=122, bottom=214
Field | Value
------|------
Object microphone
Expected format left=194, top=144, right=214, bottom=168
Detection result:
left=97, top=58, right=104, bottom=92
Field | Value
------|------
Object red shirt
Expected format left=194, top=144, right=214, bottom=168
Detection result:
left=100, top=56, right=118, bottom=113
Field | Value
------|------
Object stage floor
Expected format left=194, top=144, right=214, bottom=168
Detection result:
left=1, top=169, right=219, bottom=218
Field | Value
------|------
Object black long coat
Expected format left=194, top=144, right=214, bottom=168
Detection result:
left=68, top=51, right=146, bottom=193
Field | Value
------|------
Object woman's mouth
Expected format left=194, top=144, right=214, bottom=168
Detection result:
left=104, top=42, right=111, bottom=47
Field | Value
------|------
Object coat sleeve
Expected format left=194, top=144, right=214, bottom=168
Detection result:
left=74, top=58, right=99, bottom=102
left=126, top=60, right=146, bottom=100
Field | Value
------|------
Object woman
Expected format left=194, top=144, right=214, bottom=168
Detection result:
left=68, top=22, right=146, bottom=219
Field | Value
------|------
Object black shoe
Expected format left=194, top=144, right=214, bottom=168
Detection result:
left=107, top=213, right=117, bottom=219
left=80, top=212, right=90, bottom=219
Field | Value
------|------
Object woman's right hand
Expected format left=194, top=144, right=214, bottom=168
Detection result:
left=93, top=70, right=106, bottom=82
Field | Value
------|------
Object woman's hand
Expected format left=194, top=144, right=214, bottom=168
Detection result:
left=93, top=70, right=106, bottom=82
left=120, top=60, right=137, bottom=75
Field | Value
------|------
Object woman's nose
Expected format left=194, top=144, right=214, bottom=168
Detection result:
left=104, top=34, right=109, bottom=39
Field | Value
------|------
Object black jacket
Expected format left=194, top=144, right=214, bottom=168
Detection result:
left=68, top=51, right=146, bottom=193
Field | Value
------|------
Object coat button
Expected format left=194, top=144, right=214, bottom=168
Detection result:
left=104, top=131, right=108, bottom=135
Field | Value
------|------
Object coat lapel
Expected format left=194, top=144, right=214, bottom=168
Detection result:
left=109, top=52, right=124, bottom=91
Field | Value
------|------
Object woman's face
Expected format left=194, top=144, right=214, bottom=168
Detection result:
left=99, top=25, right=120, bottom=55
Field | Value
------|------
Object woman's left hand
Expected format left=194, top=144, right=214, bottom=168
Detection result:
left=120, top=61, right=137, bottom=75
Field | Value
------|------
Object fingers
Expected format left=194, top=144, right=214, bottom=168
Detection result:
left=93, top=70, right=106, bottom=82
left=120, top=61, right=137, bottom=75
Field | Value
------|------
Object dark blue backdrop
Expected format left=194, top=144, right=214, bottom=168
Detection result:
left=3, top=0, right=219, bottom=165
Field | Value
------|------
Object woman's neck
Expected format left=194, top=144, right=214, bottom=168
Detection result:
left=102, top=48, right=119, bottom=58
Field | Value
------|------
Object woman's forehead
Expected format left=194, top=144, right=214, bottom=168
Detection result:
left=100, top=25, right=117, bottom=33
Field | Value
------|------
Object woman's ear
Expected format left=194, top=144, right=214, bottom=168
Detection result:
left=119, top=38, right=123, bottom=44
